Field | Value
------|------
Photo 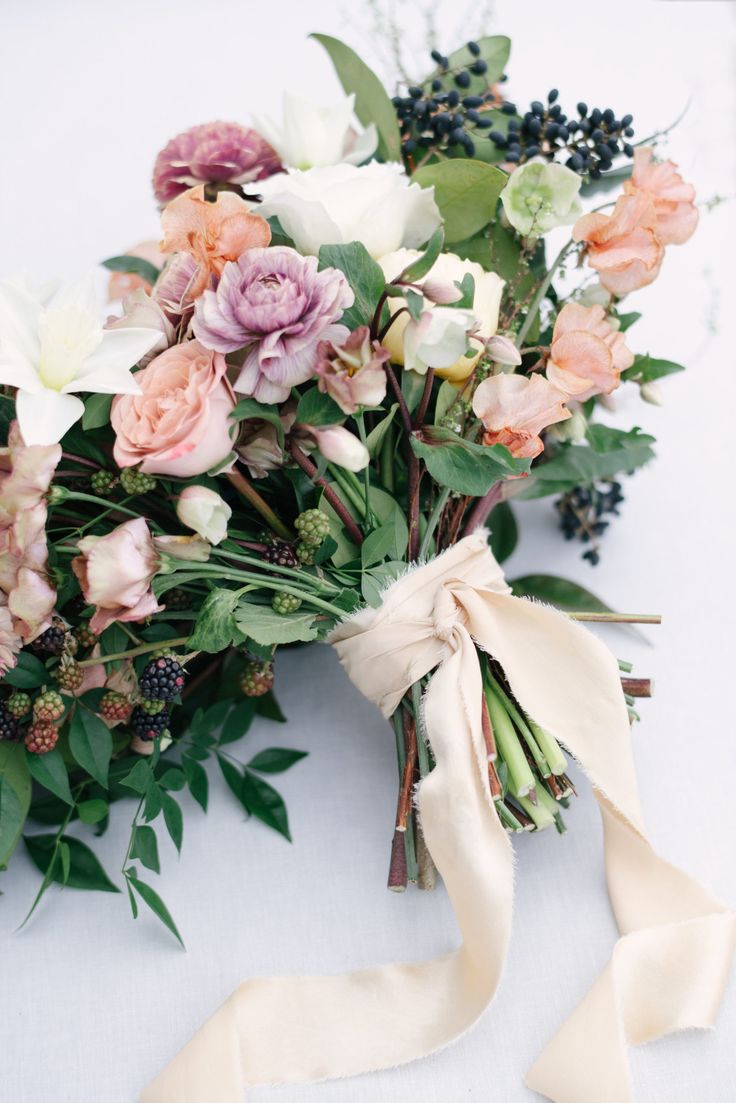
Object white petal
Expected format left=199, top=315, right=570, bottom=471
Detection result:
left=65, top=327, right=161, bottom=391
left=0, top=280, right=42, bottom=364
left=343, top=123, right=379, bottom=166
left=16, top=388, right=84, bottom=446
left=0, top=352, right=43, bottom=392
left=48, top=273, right=99, bottom=317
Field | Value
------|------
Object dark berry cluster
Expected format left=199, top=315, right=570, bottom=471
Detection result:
left=138, top=656, right=185, bottom=702
left=393, top=42, right=503, bottom=163
left=490, top=92, right=635, bottom=178
left=262, top=540, right=298, bottom=569
left=32, top=620, right=67, bottom=655
left=0, top=701, right=21, bottom=742
left=556, top=481, right=624, bottom=565
left=131, top=705, right=171, bottom=742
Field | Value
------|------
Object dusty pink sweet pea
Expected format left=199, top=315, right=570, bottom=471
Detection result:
left=472, top=373, right=570, bottom=460
left=315, top=326, right=388, bottom=414
left=0, top=598, right=22, bottom=677
left=547, top=303, right=634, bottom=401
left=71, top=518, right=164, bottom=634
left=625, top=147, right=698, bottom=245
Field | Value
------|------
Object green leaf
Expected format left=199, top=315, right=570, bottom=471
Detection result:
left=365, top=405, right=398, bottom=457
left=69, top=707, right=112, bottom=789
left=311, top=34, right=401, bottom=162
left=82, top=393, right=113, bottom=431
left=24, top=834, right=120, bottom=892
left=509, top=574, right=615, bottom=614
left=361, top=561, right=406, bottom=607
left=622, top=354, right=685, bottom=384
left=487, top=501, right=518, bottom=564
left=241, top=770, right=291, bottom=840
left=519, top=426, right=656, bottom=499
left=234, top=602, right=318, bottom=646
left=361, top=511, right=408, bottom=568
left=411, top=427, right=529, bottom=495
left=219, top=700, right=256, bottom=746
left=59, top=840, right=71, bottom=884
left=217, top=755, right=247, bottom=808
left=2, top=651, right=49, bottom=689
left=255, top=691, right=287, bottom=723
left=126, top=868, right=184, bottom=946
left=188, top=588, right=243, bottom=653
left=433, top=379, right=460, bottom=425
left=77, top=798, right=108, bottom=825
left=101, top=254, right=161, bottom=284
left=318, top=242, right=386, bottom=330
left=119, top=759, right=153, bottom=795
left=130, top=824, right=160, bottom=873
left=412, top=160, right=507, bottom=242
left=320, top=483, right=408, bottom=567
left=0, top=742, right=31, bottom=869
left=396, top=227, right=445, bottom=282
left=182, top=756, right=209, bottom=812
left=248, top=747, right=308, bottom=774
left=616, top=311, right=642, bottom=332
left=229, top=398, right=285, bottom=445
left=159, top=767, right=186, bottom=791
left=26, top=749, right=73, bottom=805
left=295, top=386, right=344, bottom=428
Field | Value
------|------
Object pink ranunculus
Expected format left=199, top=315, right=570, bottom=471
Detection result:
left=111, top=340, right=236, bottom=477
left=71, top=518, right=164, bottom=635
left=315, top=326, right=388, bottom=415
left=160, top=185, right=272, bottom=299
left=573, top=191, right=664, bottom=296
left=472, top=374, right=570, bottom=460
left=546, top=303, right=634, bottom=401
left=193, top=246, right=354, bottom=403
left=153, top=122, right=282, bottom=205
left=152, top=253, right=201, bottom=323
left=625, top=147, right=698, bottom=246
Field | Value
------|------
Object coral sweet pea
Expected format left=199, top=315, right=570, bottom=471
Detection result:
left=624, top=147, right=698, bottom=245
left=573, top=192, right=664, bottom=296
left=472, top=374, right=570, bottom=460
left=546, top=303, right=634, bottom=401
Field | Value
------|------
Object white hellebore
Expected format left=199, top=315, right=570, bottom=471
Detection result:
left=176, top=486, right=232, bottom=545
left=257, top=162, right=442, bottom=259
left=0, top=278, right=162, bottom=446
left=403, top=308, right=478, bottom=376
left=253, top=92, right=377, bottom=170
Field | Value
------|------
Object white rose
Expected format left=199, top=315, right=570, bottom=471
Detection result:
left=252, top=92, right=377, bottom=170
left=257, top=163, right=442, bottom=259
left=176, top=485, right=232, bottom=545
left=378, top=249, right=505, bottom=381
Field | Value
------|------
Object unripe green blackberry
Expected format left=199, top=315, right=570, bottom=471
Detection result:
left=99, top=690, right=132, bottom=724
left=295, top=541, right=316, bottom=565
left=25, top=721, right=59, bottom=754
left=239, top=660, right=274, bottom=697
left=272, top=592, right=302, bottom=615
left=138, top=697, right=166, bottom=716
left=294, top=508, right=330, bottom=548
left=6, top=692, right=31, bottom=719
left=55, top=654, right=84, bottom=693
left=73, top=623, right=97, bottom=651
left=90, top=469, right=118, bottom=496
left=119, top=467, right=157, bottom=495
left=33, top=689, right=65, bottom=723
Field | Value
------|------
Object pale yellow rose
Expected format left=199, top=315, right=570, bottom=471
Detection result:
left=377, top=250, right=504, bottom=382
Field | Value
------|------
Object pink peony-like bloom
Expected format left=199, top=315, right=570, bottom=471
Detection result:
left=573, top=191, right=664, bottom=296
left=624, top=147, right=698, bottom=246
left=111, top=340, right=236, bottom=477
left=546, top=303, right=634, bottom=402
left=160, top=185, right=272, bottom=299
left=153, top=121, right=282, bottom=205
left=0, top=423, right=60, bottom=655
left=472, top=373, right=570, bottom=460
left=72, top=518, right=163, bottom=635
left=315, top=326, right=388, bottom=414
left=193, top=246, right=354, bottom=403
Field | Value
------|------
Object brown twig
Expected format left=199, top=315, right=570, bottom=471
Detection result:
left=621, top=677, right=653, bottom=698
left=384, top=362, right=413, bottom=435
left=387, top=830, right=408, bottom=892
left=481, top=692, right=497, bottom=761
left=463, top=481, right=505, bottom=536
left=226, top=468, right=292, bottom=542
left=412, top=368, right=435, bottom=429
left=288, top=442, right=364, bottom=546
left=487, top=762, right=503, bottom=802
left=396, top=708, right=418, bottom=832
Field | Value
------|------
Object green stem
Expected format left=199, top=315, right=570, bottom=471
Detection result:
left=327, top=463, right=367, bottom=517
left=515, top=238, right=573, bottom=349
left=411, top=682, right=430, bottom=778
left=78, top=636, right=190, bottom=667
left=419, top=486, right=451, bottom=559
left=211, top=547, right=342, bottom=592
left=226, top=469, right=292, bottom=542
left=53, top=491, right=142, bottom=521
left=516, top=788, right=556, bottom=831
left=190, top=565, right=347, bottom=617
left=355, top=413, right=376, bottom=528
left=485, top=687, right=536, bottom=800
left=380, top=422, right=395, bottom=493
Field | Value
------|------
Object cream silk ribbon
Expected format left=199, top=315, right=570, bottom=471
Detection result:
left=141, top=532, right=734, bottom=1103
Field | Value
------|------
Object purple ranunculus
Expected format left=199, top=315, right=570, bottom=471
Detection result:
left=152, top=122, right=282, bottom=205
left=193, top=247, right=354, bottom=403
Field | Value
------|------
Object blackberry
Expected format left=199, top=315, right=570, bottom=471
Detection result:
left=272, top=592, right=302, bottom=615
left=138, top=656, right=185, bottom=701
left=56, top=654, right=84, bottom=692
left=25, top=721, right=59, bottom=754
left=239, top=660, right=274, bottom=698
left=90, top=470, right=118, bottom=497
left=0, top=702, right=21, bottom=742
left=33, top=690, right=65, bottom=723
left=294, top=508, right=330, bottom=548
left=99, top=690, right=132, bottom=724
left=263, top=541, right=298, bottom=568
left=6, top=692, right=31, bottom=719
left=32, top=620, right=67, bottom=655
left=130, top=705, right=170, bottom=742
left=119, top=467, right=157, bottom=496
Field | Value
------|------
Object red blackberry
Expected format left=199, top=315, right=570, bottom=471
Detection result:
left=32, top=620, right=67, bottom=655
left=56, top=655, right=84, bottom=692
left=130, top=705, right=170, bottom=742
left=239, top=660, right=274, bottom=698
left=262, top=541, right=298, bottom=568
left=25, top=721, right=59, bottom=754
left=138, top=656, right=185, bottom=701
left=99, top=690, right=132, bottom=724
left=33, top=690, right=65, bottom=723
left=0, top=702, right=21, bottom=742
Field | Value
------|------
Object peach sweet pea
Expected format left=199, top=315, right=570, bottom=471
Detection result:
left=111, top=340, right=236, bottom=477
left=572, top=191, right=664, bottom=296
left=72, top=518, right=163, bottom=635
left=472, top=373, right=570, bottom=460
left=624, top=147, right=698, bottom=246
left=160, top=184, right=271, bottom=298
left=546, top=303, right=634, bottom=402
left=107, top=240, right=165, bottom=301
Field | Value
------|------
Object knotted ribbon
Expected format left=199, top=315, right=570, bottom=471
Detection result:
left=141, top=532, right=734, bottom=1103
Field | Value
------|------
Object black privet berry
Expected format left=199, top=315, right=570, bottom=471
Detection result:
left=454, top=70, right=471, bottom=88
left=547, top=88, right=559, bottom=103
left=470, top=59, right=487, bottom=75
left=556, top=481, right=624, bottom=564
left=138, top=656, right=185, bottom=702
left=467, top=40, right=481, bottom=56
left=131, top=705, right=171, bottom=742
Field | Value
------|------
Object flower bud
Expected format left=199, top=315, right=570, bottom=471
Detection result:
left=153, top=534, right=212, bottom=564
left=176, top=486, right=231, bottom=545
left=307, top=426, right=369, bottom=472
left=485, top=334, right=522, bottom=366
left=640, top=381, right=664, bottom=406
left=420, top=279, right=463, bottom=305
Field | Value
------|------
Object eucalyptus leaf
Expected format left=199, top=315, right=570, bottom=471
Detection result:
left=422, top=35, right=510, bottom=91
left=101, top=254, right=161, bottom=284
left=411, top=427, right=529, bottom=495
left=318, top=242, right=386, bottom=330
left=412, top=160, right=507, bottom=242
